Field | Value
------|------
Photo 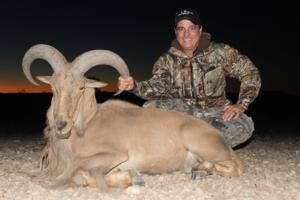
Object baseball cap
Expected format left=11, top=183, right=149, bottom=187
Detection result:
left=174, top=9, right=201, bottom=26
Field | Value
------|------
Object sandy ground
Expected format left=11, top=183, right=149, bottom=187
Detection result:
left=0, top=132, right=299, bottom=200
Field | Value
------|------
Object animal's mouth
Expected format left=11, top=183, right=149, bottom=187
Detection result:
left=55, top=130, right=71, bottom=139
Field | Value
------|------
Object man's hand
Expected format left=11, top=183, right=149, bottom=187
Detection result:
left=118, top=76, right=135, bottom=91
left=223, top=104, right=245, bottom=122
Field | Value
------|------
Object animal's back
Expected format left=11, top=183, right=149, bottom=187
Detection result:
left=92, top=99, right=215, bottom=135
left=78, top=99, right=224, bottom=173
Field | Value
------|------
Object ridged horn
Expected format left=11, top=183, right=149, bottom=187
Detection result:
left=72, top=50, right=129, bottom=78
left=22, top=44, right=68, bottom=85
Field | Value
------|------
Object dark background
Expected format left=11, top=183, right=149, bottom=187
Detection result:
left=0, top=1, right=299, bottom=139
left=0, top=0, right=299, bottom=94
left=0, top=91, right=299, bottom=139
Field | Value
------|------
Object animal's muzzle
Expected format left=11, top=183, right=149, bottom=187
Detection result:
left=55, top=120, right=71, bottom=139
left=56, top=121, right=67, bottom=131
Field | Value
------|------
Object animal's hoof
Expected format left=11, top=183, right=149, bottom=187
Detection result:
left=73, top=174, right=87, bottom=186
left=191, top=170, right=212, bottom=180
left=131, top=170, right=145, bottom=186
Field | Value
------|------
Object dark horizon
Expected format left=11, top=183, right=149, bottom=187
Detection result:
left=1, top=90, right=299, bottom=138
left=0, top=1, right=299, bottom=95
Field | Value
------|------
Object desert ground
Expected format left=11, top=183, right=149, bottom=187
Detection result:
left=0, top=130, right=299, bottom=200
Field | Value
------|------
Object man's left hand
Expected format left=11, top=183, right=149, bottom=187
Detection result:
left=223, top=104, right=245, bottom=122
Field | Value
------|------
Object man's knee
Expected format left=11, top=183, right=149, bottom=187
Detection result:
left=206, top=113, right=254, bottom=147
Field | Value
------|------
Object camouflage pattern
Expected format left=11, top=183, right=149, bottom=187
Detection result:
left=143, top=99, right=254, bottom=148
left=132, top=34, right=261, bottom=110
left=131, top=33, right=260, bottom=147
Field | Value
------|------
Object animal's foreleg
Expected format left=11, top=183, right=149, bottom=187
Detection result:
left=89, top=168, right=110, bottom=190
left=50, top=164, right=77, bottom=187
left=81, top=152, right=129, bottom=189
left=73, top=170, right=97, bottom=187
left=105, top=169, right=145, bottom=188
left=104, top=170, right=132, bottom=188
left=74, top=169, right=144, bottom=189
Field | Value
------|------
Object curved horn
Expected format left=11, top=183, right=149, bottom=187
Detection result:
left=72, top=50, right=130, bottom=78
left=22, top=44, right=68, bottom=85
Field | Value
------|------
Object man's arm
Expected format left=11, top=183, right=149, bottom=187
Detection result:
left=220, top=44, right=261, bottom=121
left=118, top=55, right=172, bottom=100
left=222, top=44, right=261, bottom=110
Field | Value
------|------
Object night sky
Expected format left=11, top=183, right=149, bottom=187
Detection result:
left=0, top=1, right=298, bottom=95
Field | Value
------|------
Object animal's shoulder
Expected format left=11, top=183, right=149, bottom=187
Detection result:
left=100, top=99, right=140, bottom=109
left=96, top=99, right=142, bottom=119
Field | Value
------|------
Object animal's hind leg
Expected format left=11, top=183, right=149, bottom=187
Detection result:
left=181, top=125, right=244, bottom=178
left=213, top=149, right=244, bottom=177
left=191, top=160, right=214, bottom=180
left=191, top=150, right=244, bottom=178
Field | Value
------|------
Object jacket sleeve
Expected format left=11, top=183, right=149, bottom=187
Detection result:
left=222, top=44, right=261, bottom=110
left=130, top=55, right=172, bottom=100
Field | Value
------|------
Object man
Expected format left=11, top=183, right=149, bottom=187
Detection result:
left=118, top=8, right=261, bottom=148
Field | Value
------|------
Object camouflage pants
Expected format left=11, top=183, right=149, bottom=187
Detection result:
left=143, top=99, right=254, bottom=148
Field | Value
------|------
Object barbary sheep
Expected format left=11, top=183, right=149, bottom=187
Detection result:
left=23, top=44, right=244, bottom=189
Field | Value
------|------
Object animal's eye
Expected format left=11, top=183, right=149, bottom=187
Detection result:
left=79, top=86, right=85, bottom=90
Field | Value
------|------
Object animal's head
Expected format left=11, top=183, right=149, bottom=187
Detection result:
left=22, top=44, right=129, bottom=139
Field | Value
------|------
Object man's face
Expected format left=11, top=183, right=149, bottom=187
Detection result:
left=175, top=19, right=202, bottom=55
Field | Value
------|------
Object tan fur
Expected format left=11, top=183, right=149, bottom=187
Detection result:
left=41, top=100, right=245, bottom=189
left=23, top=45, right=244, bottom=190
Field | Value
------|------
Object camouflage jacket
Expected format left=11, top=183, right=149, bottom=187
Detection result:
left=132, top=33, right=261, bottom=110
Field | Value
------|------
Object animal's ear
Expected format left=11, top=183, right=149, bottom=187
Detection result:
left=86, top=79, right=108, bottom=88
left=37, top=76, right=52, bottom=84
left=46, top=98, right=55, bottom=128
left=73, top=87, right=98, bottom=137
left=74, top=116, right=86, bottom=137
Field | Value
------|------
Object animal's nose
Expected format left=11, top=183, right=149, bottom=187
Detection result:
left=56, top=121, right=67, bottom=130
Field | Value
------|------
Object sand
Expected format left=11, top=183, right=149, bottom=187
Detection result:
left=0, top=132, right=299, bottom=200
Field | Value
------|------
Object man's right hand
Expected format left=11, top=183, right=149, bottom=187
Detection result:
left=118, top=76, right=135, bottom=91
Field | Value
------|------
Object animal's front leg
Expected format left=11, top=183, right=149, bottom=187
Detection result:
left=89, top=168, right=110, bottom=190
left=74, top=168, right=145, bottom=189
left=50, top=164, right=77, bottom=187
left=73, top=170, right=97, bottom=187
left=80, top=151, right=129, bottom=189
left=105, top=169, right=145, bottom=188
